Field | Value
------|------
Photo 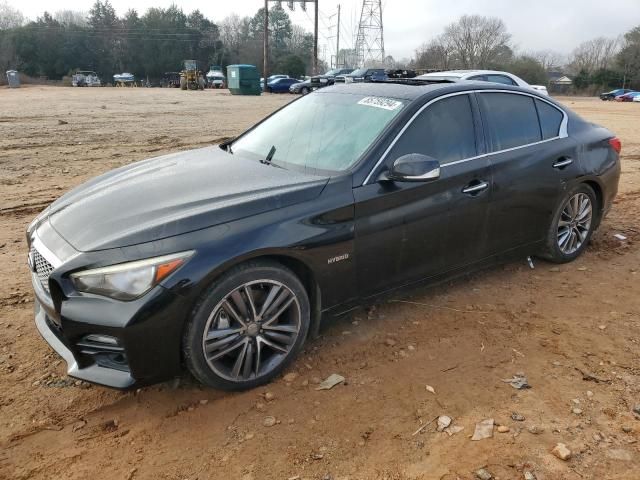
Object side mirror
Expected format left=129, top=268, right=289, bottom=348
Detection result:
left=385, top=154, right=441, bottom=182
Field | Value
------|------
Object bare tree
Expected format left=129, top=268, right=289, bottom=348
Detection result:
left=443, top=15, right=511, bottom=69
left=220, top=14, right=245, bottom=59
left=54, top=10, right=88, bottom=27
left=0, top=0, right=24, bottom=29
left=414, top=34, right=455, bottom=70
left=569, top=37, right=620, bottom=74
left=617, top=26, right=640, bottom=88
left=531, top=49, right=565, bottom=71
left=285, top=24, right=312, bottom=56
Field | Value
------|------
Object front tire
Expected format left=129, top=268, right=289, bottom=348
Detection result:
left=183, top=260, right=310, bottom=390
left=540, top=184, right=598, bottom=263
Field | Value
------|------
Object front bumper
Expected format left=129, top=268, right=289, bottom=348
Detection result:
left=34, top=297, right=136, bottom=388
left=31, top=258, right=191, bottom=390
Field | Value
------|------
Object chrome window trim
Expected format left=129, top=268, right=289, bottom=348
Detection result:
left=362, top=89, right=568, bottom=185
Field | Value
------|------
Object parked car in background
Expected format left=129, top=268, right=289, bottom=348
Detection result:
left=634, top=95, right=640, bottom=102
left=289, top=79, right=313, bottom=94
left=260, top=74, right=289, bottom=90
left=72, top=71, right=101, bottom=87
left=600, top=88, right=633, bottom=101
left=160, top=72, right=181, bottom=88
left=309, top=68, right=354, bottom=90
left=417, top=70, right=549, bottom=95
left=386, top=69, right=418, bottom=79
left=28, top=81, right=620, bottom=391
left=614, top=91, right=640, bottom=102
left=266, top=77, right=302, bottom=93
left=206, top=69, right=226, bottom=89
left=335, top=68, right=387, bottom=83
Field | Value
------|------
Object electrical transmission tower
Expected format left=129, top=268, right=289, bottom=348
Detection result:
left=354, top=0, right=384, bottom=68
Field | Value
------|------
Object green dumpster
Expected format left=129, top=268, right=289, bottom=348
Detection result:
left=227, top=64, right=261, bottom=96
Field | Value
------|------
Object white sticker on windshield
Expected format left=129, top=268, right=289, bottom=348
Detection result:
left=357, top=96, right=402, bottom=111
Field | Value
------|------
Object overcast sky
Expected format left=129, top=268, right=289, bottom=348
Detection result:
left=11, top=0, right=640, bottom=62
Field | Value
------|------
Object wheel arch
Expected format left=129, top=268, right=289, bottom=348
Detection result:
left=189, top=251, right=323, bottom=340
left=581, top=178, right=604, bottom=227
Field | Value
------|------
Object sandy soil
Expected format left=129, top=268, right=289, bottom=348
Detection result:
left=0, top=87, right=639, bottom=480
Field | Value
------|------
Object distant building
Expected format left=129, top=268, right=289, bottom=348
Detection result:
left=550, top=75, right=572, bottom=94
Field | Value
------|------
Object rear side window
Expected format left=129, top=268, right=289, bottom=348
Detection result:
left=390, top=94, right=477, bottom=164
left=478, top=93, right=542, bottom=151
left=486, top=74, right=516, bottom=86
left=535, top=99, right=563, bottom=139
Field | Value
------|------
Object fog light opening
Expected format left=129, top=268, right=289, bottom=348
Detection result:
left=84, top=334, right=119, bottom=346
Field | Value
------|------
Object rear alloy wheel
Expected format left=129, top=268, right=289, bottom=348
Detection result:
left=541, top=184, right=597, bottom=263
left=183, top=261, right=310, bottom=390
left=301, top=87, right=309, bottom=95
left=557, top=192, right=593, bottom=255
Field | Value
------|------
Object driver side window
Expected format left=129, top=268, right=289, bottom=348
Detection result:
left=388, top=94, right=477, bottom=165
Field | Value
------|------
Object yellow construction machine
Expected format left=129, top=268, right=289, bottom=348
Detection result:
left=180, top=60, right=206, bottom=90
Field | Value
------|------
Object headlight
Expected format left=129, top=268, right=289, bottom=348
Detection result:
left=70, top=251, right=194, bottom=301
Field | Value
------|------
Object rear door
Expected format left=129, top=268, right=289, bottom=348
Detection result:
left=478, top=91, right=580, bottom=254
left=354, top=93, right=492, bottom=297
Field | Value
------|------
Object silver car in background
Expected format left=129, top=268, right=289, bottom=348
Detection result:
left=417, top=69, right=549, bottom=95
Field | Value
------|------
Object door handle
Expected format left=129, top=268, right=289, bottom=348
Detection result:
left=553, top=157, right=573, bottom=169
left=462, top=181, right=489, bottom=195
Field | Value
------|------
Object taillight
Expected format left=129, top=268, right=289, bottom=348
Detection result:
left=609, top=137, right=622, bottom=154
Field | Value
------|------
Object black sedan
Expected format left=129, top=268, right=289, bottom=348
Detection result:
left=600, top=88, right=633, bottom=101
left=289, top=78, right=312, bottom=95
left=27, top=81, right=621, bottom=391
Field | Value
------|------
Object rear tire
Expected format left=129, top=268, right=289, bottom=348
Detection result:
left=183, top=260, right=310, bottom=391
left=301, top=87, right=309, bottom=95
left=539, top=184, right=598, bottom=263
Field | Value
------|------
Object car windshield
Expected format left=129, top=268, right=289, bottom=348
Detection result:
left=231, top=92, right=407, bottom=174
left=349, top=68, right=368, bottom=76
left=324, top=69, right=341, bottom=76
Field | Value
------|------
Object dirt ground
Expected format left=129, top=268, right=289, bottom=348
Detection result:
left=0, top=87, right=639, bottom=480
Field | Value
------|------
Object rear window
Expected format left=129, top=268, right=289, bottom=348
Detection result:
left=478, top=93, right=542, bottom=151
left=389, top=94, right=477, bottom=164
left=535, top=99, right=563, bottom=139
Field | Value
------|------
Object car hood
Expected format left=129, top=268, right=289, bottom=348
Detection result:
left=47, top=146, right=329, bottom=252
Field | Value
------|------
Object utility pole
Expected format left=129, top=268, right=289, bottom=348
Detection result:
left=263, top=0, right=269, bottom=92
left=336, top=4, right=341, bottom=68
left=313, top=0, right=319, bottom=75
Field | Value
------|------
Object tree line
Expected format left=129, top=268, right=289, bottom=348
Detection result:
left=0, top=1, right=319, bottom=82
left=413, top=15, right=640, bottom=91
left=1, top=2, right=639, bottom=91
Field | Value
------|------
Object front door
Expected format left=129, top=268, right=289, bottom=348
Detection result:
left=354, top=93, right=492, bottom=298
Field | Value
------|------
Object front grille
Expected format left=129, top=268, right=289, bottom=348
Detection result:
left=32, top=247, right=54, bottom=291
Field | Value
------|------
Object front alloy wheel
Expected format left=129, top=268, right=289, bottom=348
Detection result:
left=202, top=280, right=302, bottom=382
left=184, top=261, right=310, bottom=390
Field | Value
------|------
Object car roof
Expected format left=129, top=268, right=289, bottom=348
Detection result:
left=318, top=81, right=548, bottom=103
left=419, top=70, right=514, bottom=79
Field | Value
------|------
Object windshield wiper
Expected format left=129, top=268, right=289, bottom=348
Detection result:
left=261, top=145, right=276, bottom=165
